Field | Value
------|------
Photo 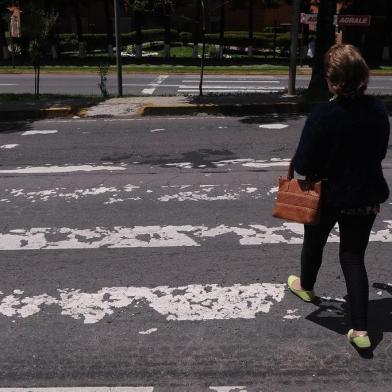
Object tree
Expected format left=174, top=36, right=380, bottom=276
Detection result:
left=70, top=0, right=87, bottom=58
left=151, top=0, right=174, bottom=58
left=23, top=4, right=58, bottom=98
left=103, top=0, right=114, bottom=56
left=232, top=0, right=282, bottom=58
left=308, top=0, right=336, bottom=92
left=192, top=0, right=201, bottom=58
left=218, top=0, right=225, bottom=58
left=124, top=0, right=148, bottom=58
left=0, top=0, right=10, bottom=60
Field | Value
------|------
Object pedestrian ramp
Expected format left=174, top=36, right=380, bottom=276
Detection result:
left=176, top=75, right=285, bottom=95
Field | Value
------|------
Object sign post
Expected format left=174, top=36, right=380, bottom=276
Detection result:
left=114, top=0, right=123, bottom=97
left=288, top=0, right=301, bottom=95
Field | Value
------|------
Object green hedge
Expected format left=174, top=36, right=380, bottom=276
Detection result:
left=6, top=30, right=294, bottom=55
left=204, top=31, right=292, bottom=50
left=58, top=29, right=180, bottom=52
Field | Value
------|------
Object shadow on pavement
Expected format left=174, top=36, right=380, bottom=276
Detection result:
left=0, top=119, right=35, bottom=134
left=239, top=113, right=305, bottom=124
left=305, top=284, right=392, bottom=358
left=102, top=149, right=238, bottom=169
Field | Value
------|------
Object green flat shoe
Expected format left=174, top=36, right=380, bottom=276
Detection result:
left=347, top=329, right=371, bottom=349
left=287, top=275, right=315, bottom=302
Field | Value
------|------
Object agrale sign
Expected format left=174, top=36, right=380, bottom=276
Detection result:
left=301, top=14, right=371, bottom=27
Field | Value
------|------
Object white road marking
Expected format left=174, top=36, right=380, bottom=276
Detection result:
left=163, top=157, right=290, bottom=169
left=0, top=184, right=267, bottom=204
left=185, top=80, right=280, bottom=83
left=0, top=283, right=286, bottom=324
left=210, top=387, right=247, bottom=392
left=141, top=87, right=155, bottom=95
left=0, top=83, right=18, bottom=86
left=139, top=328, right=158, bottom=335
left=178, top=88, right=285, bottom=94
left=0, top=165, right=126, bottom=174
left=179, top=85, right=284, bottom=90
left=142, top=75, right=168, bottom=95
left=283, top=309, right=301, bottom=320
left=1, top=221, right=391, bottom=250
left=150, top=128, right=165, bottom=133
left=183, top=76, right=276, bottom=80
left=0, top=144, right=19, bottom=149
left=259, top=124, right=289, bottom=129
left=0, top=389, right=154, bottom=392
left=21, top=130, right=58, bottom=135
left=0, top=158, right=291, bottom=175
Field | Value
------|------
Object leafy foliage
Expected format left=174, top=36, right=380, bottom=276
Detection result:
left=24, top=7, right=58, bottom=64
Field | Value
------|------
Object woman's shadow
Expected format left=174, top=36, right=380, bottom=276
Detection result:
left=305, top=283, right=392, bottom=358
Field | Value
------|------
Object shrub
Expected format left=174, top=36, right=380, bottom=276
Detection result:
left=179, top=31, right=192, bottom=45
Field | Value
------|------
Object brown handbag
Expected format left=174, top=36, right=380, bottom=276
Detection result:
left=272, top=160, right=322, bottom=225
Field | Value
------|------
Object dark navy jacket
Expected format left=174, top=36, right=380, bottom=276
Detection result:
left=293, top=95, right=390, bottom=209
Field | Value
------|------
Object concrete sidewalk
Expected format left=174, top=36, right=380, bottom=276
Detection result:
left=1, top=93, right=392, bottom=120
left=0, top=94, right=311, bottom=120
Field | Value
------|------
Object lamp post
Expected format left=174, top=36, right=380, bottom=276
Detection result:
left=114, top=0, right=123, bottom=97
left=288, top=0, right=301, bottom=95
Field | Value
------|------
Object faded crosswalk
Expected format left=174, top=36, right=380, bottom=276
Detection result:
left=0, top=117, right=391, bottom=387
left=177, top=75, right=285, bottom=95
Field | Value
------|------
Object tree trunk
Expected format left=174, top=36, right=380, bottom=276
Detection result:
left=72, top=0, right=86, bottom=58
left=37, top=64, right=40, bottom=98
left=219, top=0, right=225, bottom=59
left=164, top=15, right=171, bottom=58
left=248, top=0, right=254, bottom=58
left=103, top=0, right=114, bottom=56
left=134, top=10, right=142, bottom=58
left=192, top=0, right=201, bottom=58
left=308, top=0, right=336, bottom=92
left=0, top=14, right=10, bottom=60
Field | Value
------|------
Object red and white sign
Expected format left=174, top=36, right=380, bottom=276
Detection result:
left=301, top=13, right=318, bottom=25
left=301, top=13, right=371, bottom=27
left=337, top=15, right=371, bottom=27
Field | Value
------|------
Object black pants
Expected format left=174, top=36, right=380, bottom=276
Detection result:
left=300, top=209, right=376, bottom=331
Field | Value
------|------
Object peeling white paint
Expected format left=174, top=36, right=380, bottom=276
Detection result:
left=283, top=309, right=301, bottom=320
left=0, top=184, right=266, bottom=204
left=0, top=144, right=19, bottom=149
left=139, top=328, right=158, bottom=335
left=210, top=387, right=247, bottom=392
left=259, top=124, right=289, bottom=129
left=267, top=186, right=279, bottom=195
left=0, top=165, right=126, bottom=174
left=320, top=296, right=346, bottom=303
left=162, top=158, right=290, bottom=170
left=0, top=221, right=391, bottom=250
left=150, top=129, right=165, bottom=133
left=0, top=283, right=286, bottom=324
left=0, top=388, right=155, bottom=392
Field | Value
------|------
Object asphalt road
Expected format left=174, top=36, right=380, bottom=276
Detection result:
left=0, top=73, right=392, bottom=96
left=0, top=115, right=391, bottom=390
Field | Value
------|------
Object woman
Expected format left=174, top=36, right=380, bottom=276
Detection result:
left=288, top=44, right=390, bottom=349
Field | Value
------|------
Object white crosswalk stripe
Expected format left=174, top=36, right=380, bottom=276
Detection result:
left=177, top=75, right=285, bottom=95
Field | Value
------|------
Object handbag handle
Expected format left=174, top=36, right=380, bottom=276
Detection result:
left=287, top=160, right=295, bottom=180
